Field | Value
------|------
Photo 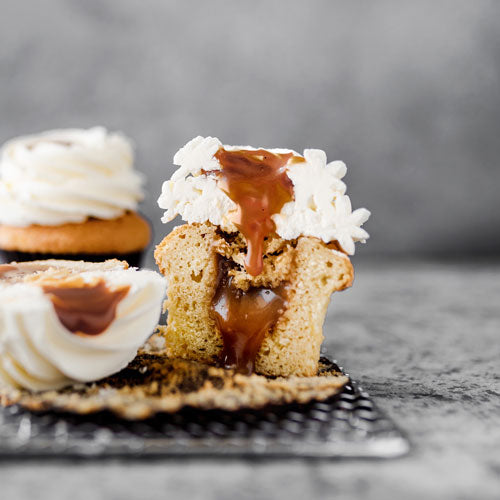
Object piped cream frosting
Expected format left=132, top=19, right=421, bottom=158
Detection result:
left=0, top=127, right=144, bottom=227
left=158, top=136, right=370, bottom=255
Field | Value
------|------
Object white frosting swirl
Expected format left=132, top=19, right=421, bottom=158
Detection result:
left=0, top=261, right=166, bottom=391
left=0, top=127, right=144, bottom=227
left=158, top=136, right=370, bottom=255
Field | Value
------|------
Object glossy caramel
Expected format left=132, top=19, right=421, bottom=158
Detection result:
left=214, top=147, right=295, bottom=276
left=42, top=279, right=130, bottom=336
left=211, top=258, right=287, bottom=374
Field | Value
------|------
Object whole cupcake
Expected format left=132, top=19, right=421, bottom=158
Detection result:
left=0, top=127, right=150, bottom=266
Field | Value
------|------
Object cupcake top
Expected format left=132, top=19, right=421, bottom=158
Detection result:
left=158, top=136, right=370, bottom=257
left=0, top=127, right=144, bottom=227
left=0, top=260, right=166, bottom=391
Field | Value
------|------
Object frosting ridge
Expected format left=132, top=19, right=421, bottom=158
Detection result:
left=0, top=127, right=144, bottom=227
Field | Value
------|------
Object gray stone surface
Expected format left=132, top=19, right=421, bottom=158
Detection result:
left=1, top=260, right=499, bottom=499
left=1, top=0, right=500, bottom=257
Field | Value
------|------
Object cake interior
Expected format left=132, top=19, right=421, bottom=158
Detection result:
left=155, top=223, right=353, bottom=377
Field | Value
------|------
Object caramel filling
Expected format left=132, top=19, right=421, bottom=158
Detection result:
left=206, top=148, right=305, bottom=372
left=213, top=147, right=297, bottom=276
left=42, top=279, right=130, bottom=336
left=211, top=258, right=287, bottom=374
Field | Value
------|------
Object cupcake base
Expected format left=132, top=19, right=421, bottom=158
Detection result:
left=0, top=212, right=151, bottom=267
left=154, top=222, right=354, bottom=377
left=0, top=249, right=144, bottom=268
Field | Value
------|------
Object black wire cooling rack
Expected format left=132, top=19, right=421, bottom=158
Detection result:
left=0, top=359, right=409, bottom=459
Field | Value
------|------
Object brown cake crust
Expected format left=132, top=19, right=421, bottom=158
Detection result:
left=0, top=352, right=348, bottom=419
left=154, top=222, right=354, bottom=377
left=0, top=212, right=150, bottom=254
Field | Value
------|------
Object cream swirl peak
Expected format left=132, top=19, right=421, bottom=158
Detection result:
left=0, top=260, right=166, bottom=391
left=158, top=136, right=370, bottom=255
left=0, top=127, right=144, bottom=227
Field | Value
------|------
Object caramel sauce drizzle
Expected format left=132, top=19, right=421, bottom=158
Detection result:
left=214, top=147, right=296, bottom=276
left=211, top=258, right=287, bottom=374
left=207, top=147, right=306, bottom=372
left=42, top=279, right=130, bottom=336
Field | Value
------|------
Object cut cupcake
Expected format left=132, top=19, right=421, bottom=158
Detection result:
left=0, top=127, right=151, bottom=266
left=155, top=136, right=370, bottom=377
left=0, top=259, right=166, bottom=391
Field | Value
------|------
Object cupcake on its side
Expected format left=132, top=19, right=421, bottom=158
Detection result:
left=0, top=259, right=166, bottom=391
left=0, top=127, right=151, bottom=266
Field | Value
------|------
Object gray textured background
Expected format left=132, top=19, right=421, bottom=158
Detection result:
left=1, top=0, right=499, bottom=258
